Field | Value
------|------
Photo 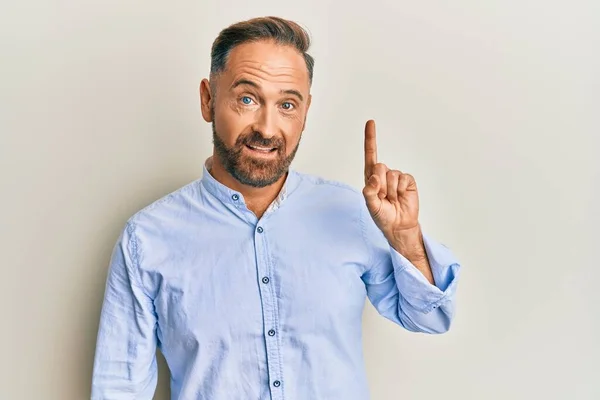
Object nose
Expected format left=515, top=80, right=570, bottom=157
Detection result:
left=253, top=106, right=278, bottom=139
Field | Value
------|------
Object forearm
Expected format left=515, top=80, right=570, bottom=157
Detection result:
left=389, top=224, right=434, bottom=285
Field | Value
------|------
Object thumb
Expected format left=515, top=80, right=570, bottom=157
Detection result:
left=362, top=175, right=381, bottom=207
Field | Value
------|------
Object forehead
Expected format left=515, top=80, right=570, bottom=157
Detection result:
left=222, top=40, right=310, bottom=90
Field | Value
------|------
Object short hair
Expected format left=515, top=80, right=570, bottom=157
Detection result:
left=210, top=16, right=315, bottom=84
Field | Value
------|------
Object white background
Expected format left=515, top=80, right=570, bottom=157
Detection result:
left=1, top=1, right=598, bottom=399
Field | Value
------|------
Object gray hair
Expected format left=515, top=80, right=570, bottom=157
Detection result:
left=209, top=16, right=315, bottom=84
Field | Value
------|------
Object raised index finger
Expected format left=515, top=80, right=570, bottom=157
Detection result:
left=364, top=119, right=378, bottom=177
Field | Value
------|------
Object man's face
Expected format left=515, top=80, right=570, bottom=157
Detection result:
left=201, top=40, right=312, bottom=188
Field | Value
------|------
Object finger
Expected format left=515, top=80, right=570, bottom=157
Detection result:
left=397, top=173, right=415, bottom=196
left=372, top=163, right=388, bottom=199
left=386, top=170, right=401, bottom=202
left=364, top=120, right=377, bottom=183
left=362, top=174, right=382, bottom=210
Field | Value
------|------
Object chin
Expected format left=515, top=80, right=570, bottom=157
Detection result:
left=233, top=163, right=286, bottom=188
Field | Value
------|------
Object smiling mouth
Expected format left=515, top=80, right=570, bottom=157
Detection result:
left=245, top=144, right=278, bottom=153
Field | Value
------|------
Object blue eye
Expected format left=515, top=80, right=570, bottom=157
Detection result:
left=282, top=102, right=294, bottom=110
left=241, top=96, right=253, bottom=105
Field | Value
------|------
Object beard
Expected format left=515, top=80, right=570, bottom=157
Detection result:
left=211, top=114, right=301, bottom=188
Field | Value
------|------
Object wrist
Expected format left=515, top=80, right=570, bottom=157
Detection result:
left=389, top=224, right=426, bottom=261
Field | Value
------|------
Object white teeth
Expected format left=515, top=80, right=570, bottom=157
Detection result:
left=248, top=145, right=274, bottom=151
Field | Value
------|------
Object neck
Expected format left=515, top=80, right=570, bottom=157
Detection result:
left=209, top=155, right=287, bottom=219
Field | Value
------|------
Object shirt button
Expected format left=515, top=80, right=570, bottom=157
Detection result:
left=257, top=226, right=264, bottom=233
left=268, top=329, right=276, bottom=336
left=262, top=276, right=270, bottom=284
left=232, top=194, right=239, bottom=201
left=273, top=380, right=281, bottom=387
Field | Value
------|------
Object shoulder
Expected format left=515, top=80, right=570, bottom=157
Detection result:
left=125, top=178, right=202, bottom=230
left=295, top=170, right=361, bottom=194
left=292, top=170, right=367, bottom=210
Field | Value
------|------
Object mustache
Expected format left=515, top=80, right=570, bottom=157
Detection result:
left=237, top=131, right=284, bottom=149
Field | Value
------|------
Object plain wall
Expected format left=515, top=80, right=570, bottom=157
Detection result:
left=1, top=1, right=598, bottom=399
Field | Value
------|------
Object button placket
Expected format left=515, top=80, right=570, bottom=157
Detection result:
left=254, top=225, right=283, bottom=399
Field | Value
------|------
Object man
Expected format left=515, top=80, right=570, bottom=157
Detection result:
left=91, top=16, right=461, bottom=400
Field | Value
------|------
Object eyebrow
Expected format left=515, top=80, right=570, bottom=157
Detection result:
left=231, top=78, right=304, bottom=102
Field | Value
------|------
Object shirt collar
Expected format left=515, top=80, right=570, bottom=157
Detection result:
left=200, top=156, right=299, bottom=212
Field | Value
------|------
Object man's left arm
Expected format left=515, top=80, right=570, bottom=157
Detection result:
left=360, top=207, right=461, bottom=333
left=360, top=119, right=461, bottom=333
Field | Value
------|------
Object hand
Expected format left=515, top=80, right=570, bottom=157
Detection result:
left=362, top=120, right=420, bottom=243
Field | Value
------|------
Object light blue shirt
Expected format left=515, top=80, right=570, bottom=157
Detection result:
left=91, top=157, right=461, bottom=400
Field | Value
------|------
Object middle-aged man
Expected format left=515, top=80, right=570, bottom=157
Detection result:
left=91, top=16, right=462, bottom=400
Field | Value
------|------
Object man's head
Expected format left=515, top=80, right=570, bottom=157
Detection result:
left=200, top=17, right=314, bottom=188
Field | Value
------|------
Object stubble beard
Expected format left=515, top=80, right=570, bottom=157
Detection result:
left=211, top=109, right=301, bottom=188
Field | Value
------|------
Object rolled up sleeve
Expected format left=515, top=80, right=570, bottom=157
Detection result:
left=360, top=206, right=462, bottom=334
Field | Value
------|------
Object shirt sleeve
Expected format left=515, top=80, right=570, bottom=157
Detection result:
left=359, top=204, right=462, bottom=334
left=91, top=222, right=158, bottom=399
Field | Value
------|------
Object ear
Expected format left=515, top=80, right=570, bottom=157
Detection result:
left=199, top=78, right=213, bottom=123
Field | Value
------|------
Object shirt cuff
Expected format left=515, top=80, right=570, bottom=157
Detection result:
left=389, top=232, right=461, bottom=314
